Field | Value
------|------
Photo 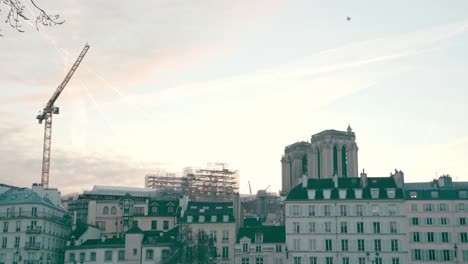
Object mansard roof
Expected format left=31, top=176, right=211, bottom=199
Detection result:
left=286, top=176, right=403, bottom=201
left=0, top=188, right=65, bottom=211
left=180, top=201, right=235, bottom=223
left=237, top=226, right=285, bottom=243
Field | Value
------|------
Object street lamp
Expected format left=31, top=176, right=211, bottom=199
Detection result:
left=366, top=251, right=380, bottom=264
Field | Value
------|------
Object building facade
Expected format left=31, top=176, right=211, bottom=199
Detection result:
left=235, top=225, right=286, bottom=264
left=0, top=184, right=71, bottom=264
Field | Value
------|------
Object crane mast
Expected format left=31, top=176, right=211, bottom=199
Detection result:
left=36, top=44, right=90, bottom=189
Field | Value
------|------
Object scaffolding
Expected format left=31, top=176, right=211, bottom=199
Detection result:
left=145, top=163, right=239, bottom=201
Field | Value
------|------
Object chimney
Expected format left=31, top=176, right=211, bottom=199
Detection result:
left=360, top=169, right=368, bottom=188
left=302, top=175, right=308, bottom=188
left=101, top=236, right=106, bottom=243
left=333, top=174, right=338, bottom=188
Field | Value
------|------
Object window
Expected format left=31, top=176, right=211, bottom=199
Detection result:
left=340, top=222, right=348, bottom=233
left=411, top=204, right=418, bottom=212
left=412, top=232, right=420, bottom=242
left=163, top=220, right=169, bottom=230
left=426, top=217, right=433, bottom=225
left=326, top=257, right=333, bottom=264
left=460, top=232, right=468, bottom=242
left=373, top=222, right=380, bottom=233
left=325, top=222, right=332, bottom=233
left=460, top=217, right=467, bottom=225
left=293, top=256, right=302, bottom=264
left=103, top=206, right=109, bottom=215
left=132, top=220, right=138, bottom=227
left=151, top=205, right=158, bottom=214
left=14, top=237, right=19, bottom=247
left=371, top=189, right=379, bottom=198
left=308, top=222, right=315, bottom=233
left=90, top=252, right=96, bottom=261
left=357, top=222, right=364, bottom=233
left=443, top=249, right=451, bottom=261
left=167, top=206, right=174, bottom=213
left=104, top=251, right=112, bottom=261
left=199, top=216, right=205, bottom=222
left=242, top=243, right=249, bottom=252
left=359, top=257, right=366, bottom=264
left=458, top=203, right=465, bottom=211
left=371, top=205, right=380, bottom=215
left=391, top=239, right=399, bottom=251
left=223, top=215, right=229, bottom=222
left=79, top=252, right=85, bottom=262
left=151, top=220, right=157, bottom=230
left=342, top=257, right=349, bottom=264
left=310, top=257, right=317, bottom=264
left=133, top=207, right=144, bottom=216
left=1, top=237, right=7, bottom=248
left=2, top=222, right=8, bottom=232
left=414, top=249, right=421, bottom=260
left=146, top=249, right=154, bottom=260
left=256, top=257, right=264, bottom=264
left=423, top=204, right=433, bottom=212
left=392, top=258, right=400, bottom=264
left=375, top=258, right=382, bottom=264
left=439, top=203, right=448, bottom=211
left=390, top=222, right=397, bottom=233
left=308, top=206, right=315, bottom=216
left=133, top=249, right=137, bottom=256
left=325, top=239, right=333, bottom=251
left=308, top=239, right=316, bottom=250
left=276, top=245, right=282, bottom=252
left=255, top=245, right=262, bottom=252
left=118, top=250, right=124, bottom=261
left=222, top=230, right=229, bottom=242
left=110, top=206, right=116, bottom=215
left=440, top=232, right=450, bottom=243
left=222, top=246, right=229, bottom=259
left=293, top=238, right=301, bottom=250
left=356, top=205, right=364, bottom=216
left=15, top=221, right=20, bottom=232
left=427, top=232, right=435, bottom=242
left=242, top=258, right=249, bottom=264
left=293, top=222, right=300, bottom=233
left=291, top=206, right=301, bottom=216
left=374, top=239, right=381, bottom=251
left=429, top=249, right=436, bottom=260
left=412, top=217, right=419, bottom=225
left=341, top=239, right=348, bottom=251
left=324, top=205, right=331, bottom=216
left=211, top=215, right=217, bottom=222
left=210, top=231, right=217, bottom=242
left=358, top=239, right=365, bottom=251
left=441, top=217, right=448, bottom=225
left=187, top=215, right=193, bottom=222
left=340, top=205, right=347, bottom=216
left=460, top=191, right=468, bottom=198
left=388, top=205, right=397, bottom=216
left=31, top=207, right=37, bottom=216
left=69, top=253, right=76, bottom=262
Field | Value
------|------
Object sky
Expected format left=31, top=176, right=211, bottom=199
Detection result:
left=1, top=0, right=468, bottom=195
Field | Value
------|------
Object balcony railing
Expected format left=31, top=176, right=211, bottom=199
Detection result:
left=26, top=226, right=42, bottom=234
left=24, top=242, right=41, bottom=250
left=0, top=211, right=71, bottom=225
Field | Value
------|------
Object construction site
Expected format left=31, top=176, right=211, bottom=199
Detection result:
left=145, top=162, right=240, bottom=202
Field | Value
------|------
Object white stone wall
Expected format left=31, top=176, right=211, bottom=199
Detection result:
left=234, top=238, right=286, bottom=264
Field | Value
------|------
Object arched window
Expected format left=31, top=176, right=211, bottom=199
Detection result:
left=333, top=145, right=338, bottom=176
left=342, top=146, right=348, bottom=177
left=111, top=206, right=116, bottom=215
left=316, top=148, right=321, bottom=179
left=103, top=206, right=109, bottom=215
left=302, top=155, right=308, bottom=176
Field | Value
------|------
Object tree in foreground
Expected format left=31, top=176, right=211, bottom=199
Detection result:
left=0, top=0, right=63, bottom=36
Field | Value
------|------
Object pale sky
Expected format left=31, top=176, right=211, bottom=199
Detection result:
left=1, top=0, right=468, bottom=194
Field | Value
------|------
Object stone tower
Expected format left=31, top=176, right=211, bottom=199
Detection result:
left=281, top=126, right=359, bottom=194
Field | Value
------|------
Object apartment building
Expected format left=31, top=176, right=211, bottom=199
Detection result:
left=235, top=225, right=286, bottom=264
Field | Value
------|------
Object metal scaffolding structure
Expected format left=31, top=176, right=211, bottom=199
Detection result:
left=145, top=163, right=240, bottom=201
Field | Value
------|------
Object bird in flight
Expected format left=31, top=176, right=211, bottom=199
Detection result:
left=347, top=16, right=352, bottom=21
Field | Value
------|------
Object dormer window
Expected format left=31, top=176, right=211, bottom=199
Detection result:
left=223, top=215, right=229, bottom=222
left=410, top=192, right=417, bottom=198
left=387, top=188, right=396, bottom=199
left=187, top=215, right=193, bottom=223
left=323, top=189, right=331, bottom=199
left=370, top=188, right=379, bottom=199
left=339, top=189, right=347, bottom=199
left=167, top=206, right=174, bottom=213
left=355, top=189, right=363, bottom=199
left=211, top=215, right=217, bottom=222
left=255, top=233, right=263, bottom=243
left=430, top=191, right=438, bottom=199
left=307, top=189, right=316, bottom=199
left=199, top=215, right=205, bottom=223
left=459, top=191, right=467, bottom=199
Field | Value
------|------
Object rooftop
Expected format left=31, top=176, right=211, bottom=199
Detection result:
left=237, top=226, right=285, bottom=243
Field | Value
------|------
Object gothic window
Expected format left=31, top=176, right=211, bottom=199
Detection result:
left=103, top=206, right=109, bottom=215
left=341, top=146, right=348, bottom=177
left=111, top=206, right=116, bottom=215
left=302, top=155, right=308, bottom=176
left=333, top=145, right=338, bottom=176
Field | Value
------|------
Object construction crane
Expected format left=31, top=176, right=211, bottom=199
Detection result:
left=36, top=44, right=90, bottom=189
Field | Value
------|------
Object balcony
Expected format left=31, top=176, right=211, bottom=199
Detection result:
left=24, top=242, right=41, bottom=250
left=26, top=226, right=42, bottom=234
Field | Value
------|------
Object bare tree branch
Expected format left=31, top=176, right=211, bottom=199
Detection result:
left=0, top=0, right=64, bottom=37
